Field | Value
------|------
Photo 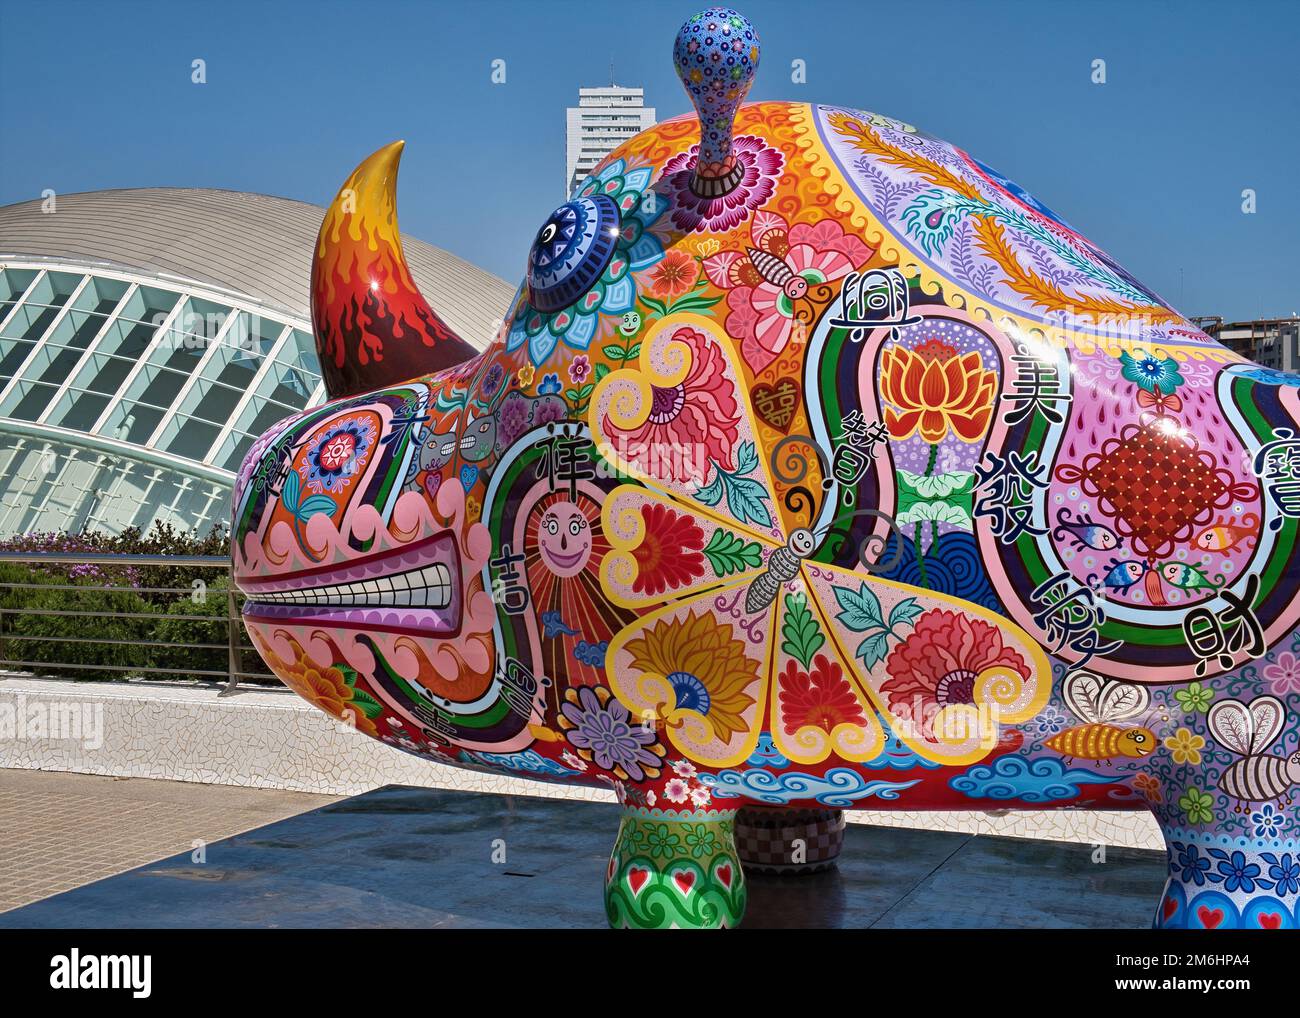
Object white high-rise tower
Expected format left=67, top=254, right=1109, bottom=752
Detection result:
left=565, top=85, right=656, bottom=197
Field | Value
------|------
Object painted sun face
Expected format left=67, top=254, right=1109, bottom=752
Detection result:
left=537, top=501, right=593, bottom=577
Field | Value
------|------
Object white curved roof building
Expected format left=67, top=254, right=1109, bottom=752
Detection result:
left=0, top=188, right=513, bottom=537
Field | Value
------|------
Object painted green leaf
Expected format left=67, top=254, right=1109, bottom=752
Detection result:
left=702, top=529, right=764, bottom=577
left=348, top=688, right=384, bottom=719
left=781, top=592, right=824, bottom=669
left=735, top=440, right=759, bottom=475
left=895, top=500, right=972, bottom=528
left=695, top=469, right=725, bottom=508
left=855, top=631, right=892, bottom=670
left=887, top=596, right=924, bottom=631
left=281, top=469, right=301, bottom=513
left=833, top=582, right=885, bottom=632
left=897, top=469, right=976, bottom=500
left=723, top=473, right=773, bottom=528
left=298, top=494, right=338, bottom=518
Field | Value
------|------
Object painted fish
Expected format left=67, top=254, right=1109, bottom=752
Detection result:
left=1053, top=509, right=1120, bottom=551
left=1194, top=513, right=1260, bottom=553
left=1160, top=562, right=1221, bottom=592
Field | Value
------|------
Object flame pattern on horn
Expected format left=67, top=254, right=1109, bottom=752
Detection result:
left=310, top=140, right=479, bottom=399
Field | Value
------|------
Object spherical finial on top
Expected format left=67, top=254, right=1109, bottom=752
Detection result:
left=673, top=7, right=760, bottom=197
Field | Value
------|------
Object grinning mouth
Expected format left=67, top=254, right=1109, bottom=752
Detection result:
left=237, top=531, right=463, bottom=637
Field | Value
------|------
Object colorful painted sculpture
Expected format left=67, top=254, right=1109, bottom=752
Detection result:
left=232, top=8, right=1300, bottom=929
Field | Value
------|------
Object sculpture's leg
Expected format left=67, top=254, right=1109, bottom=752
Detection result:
left=604, top=805, right=746, bottom=929
left=1154, top=808, right=1300, bottom=930
left=735, top=806, right=846, bottom=874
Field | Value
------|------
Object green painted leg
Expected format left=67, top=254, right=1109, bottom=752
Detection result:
left=604, top=807, right=746, bottom=929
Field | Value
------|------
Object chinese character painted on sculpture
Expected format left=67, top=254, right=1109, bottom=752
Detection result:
left=232, top=7, right=1300, bottom=929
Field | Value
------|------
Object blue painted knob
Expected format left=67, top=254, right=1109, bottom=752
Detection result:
left=673, top=7, right=760, bottom=196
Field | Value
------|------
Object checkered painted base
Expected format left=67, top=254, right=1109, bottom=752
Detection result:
left=734, top=807, right=846, bottom=874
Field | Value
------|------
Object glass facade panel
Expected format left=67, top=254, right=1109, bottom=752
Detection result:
left=0, top=263, right=329, bottom=536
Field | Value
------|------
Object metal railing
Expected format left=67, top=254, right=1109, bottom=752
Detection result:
left=0, top=551, right=276, bottom=696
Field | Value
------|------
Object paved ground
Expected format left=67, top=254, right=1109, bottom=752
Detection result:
left=0, top=783, right=1168, bottom=928
left=0, top=770, right=339, bottom=913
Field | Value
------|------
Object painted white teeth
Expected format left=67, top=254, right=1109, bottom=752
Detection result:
left=251, top=562, right=453, bottom=609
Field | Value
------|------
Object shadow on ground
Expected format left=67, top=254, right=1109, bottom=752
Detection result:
left=0, top=786, right=1166, bottom=929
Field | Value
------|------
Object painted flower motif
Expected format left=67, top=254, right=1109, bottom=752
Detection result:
left=517, top=363, right=535, bottom=388
left=778, top=654, right=866, bottom=735
left=560, top=749, right=588, bottom=772
left=671, top=759, right=698, bottom=779
left=1024, top=703, right=1068, bottom=739
left=631, top=503, right=706, bottom=595
left=1253, top=803, right=1283, bottom=839
left=569, top=355, right=591, bottom=384
left=539, top=373, right=562, bottom=395
left=682, top=822, right=717, bottom=858
left=644, top=824, right=683, bottom=860
left=622, top=609, right=758, bottom=743
left=694, top=238, right=720, bottom=258
left=1174, top=681, right=1213, bottom=714
left=689, top=785, right=713, bottom=808
left=480, top=362, right=504, bottom=397
left=253, top=634, right=378, bottom=738
left=647, top=248, right=700, bottom=300
left=1175, top=843, right=1214, bottom=886
left=659, top=135, right=785, bottom=233
left=506, top=157, right=667, bottom=366
left=1132, top=772, right=1162, bottom=803
left=1217, top=850, right=1265, bottom=894
left=1264, top=852, right=1300, bottom=895
left=646, top=789, right=657, bottom=807
left=880, top=344, right=997, bottom=444
left=703, top=212, right=873, bottom=373
left=558, top=685, right=665, bottom=781
left=1120, top=348, right=1185, bottom=394
left=600, top=325, right=741, bottom=484
left=664, top=777, right=691, bottom=803
left=301, top=416, right=375, bottom=494
left=1264, top=651, right=1300, bottom=697
left=1179, top=787, right=1215, bottom=825
left=881, top=608, right=1029, bottom=741
left=1164, top=727, right=1206, bottom=766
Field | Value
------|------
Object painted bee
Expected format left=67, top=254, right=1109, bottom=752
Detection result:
left=745, top=528, right=816, bottom=614
left=1207, top=695, right=1300, bottom=808
left=1045, top=671, right=1156, bottom=763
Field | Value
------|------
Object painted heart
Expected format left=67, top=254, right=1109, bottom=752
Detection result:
left=1161, top=897, right=1177, bottom=921
left=1258, top=912, right=1282, bottom=930
left=460, top=465, right=478, bottom=491
left=582, top=290, right=603, bottom=311
left=716, top=862, right=733, bottom=890
left=423, top=472, right=441, bottom=501
left=751, top=378, right=801, bottom=434
left=626, top=867, right=649, bottom=896
left=1196, top=906, right=1224, bottom=929
left=672, top=870, right=696, bottom=896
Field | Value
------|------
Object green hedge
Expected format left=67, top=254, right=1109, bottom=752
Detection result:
left=0, top=523, right=270, bottom=684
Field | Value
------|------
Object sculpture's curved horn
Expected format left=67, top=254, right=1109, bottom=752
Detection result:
left=310, top=140, right=478, bottom=399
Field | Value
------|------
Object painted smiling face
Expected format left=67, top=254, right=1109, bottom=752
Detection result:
left=537, top=500, right=593, bottom=578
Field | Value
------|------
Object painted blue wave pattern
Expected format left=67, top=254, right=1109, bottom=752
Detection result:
left=948, top=754, right=1116, bottom=803
left=700, top=767, right=921, bottom=807
left=461, top=749, right=579, bottom=777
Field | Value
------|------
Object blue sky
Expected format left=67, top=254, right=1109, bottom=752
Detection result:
left=1, top=0, right=1296, bottom=321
